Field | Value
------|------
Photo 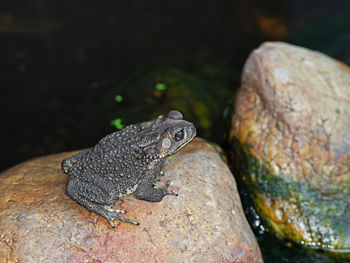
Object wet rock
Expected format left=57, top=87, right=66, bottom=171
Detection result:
left=0, top=138, right=262, bottom=263
left=230, top=42, right=350, bottom=256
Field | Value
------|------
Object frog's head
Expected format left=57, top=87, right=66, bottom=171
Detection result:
left=157, top=110, right=196, bottom=158
left=136, top=110, right=196, bottom=160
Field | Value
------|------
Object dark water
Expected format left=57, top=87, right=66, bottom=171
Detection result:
left=1, top=1, right=350, bottom=262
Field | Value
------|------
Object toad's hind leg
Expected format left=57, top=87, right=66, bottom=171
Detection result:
left=66, top=179, right=139, bottom=227
left=61, top=151, right=89, bottom=174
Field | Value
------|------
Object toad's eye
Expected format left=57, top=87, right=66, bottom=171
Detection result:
left=175, top=129, right=184, bottom=141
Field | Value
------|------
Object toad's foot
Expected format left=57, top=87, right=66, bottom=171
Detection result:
left=152, top=180, right=178, bottom=196
left=102, top=205, right=139, bottom=227
left=66, top=179, right=139, bottom=227
left=135, top=179, right=178, bottom=202
left=162, top=180, right=178, bottom=196
left=155, top=171, right=165, bottom=182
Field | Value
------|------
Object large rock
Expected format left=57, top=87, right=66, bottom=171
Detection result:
left=0, top=138, right=262, bottom=263
left=230, top=42, right=350, bottom=256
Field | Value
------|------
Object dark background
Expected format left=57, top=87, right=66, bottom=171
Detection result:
left=1, top=0, right=350, bottom=173
left=1, top=1, right=350, bottom=262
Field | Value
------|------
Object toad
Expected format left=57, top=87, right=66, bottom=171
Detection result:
left=62, top=110, right=196, bottom=227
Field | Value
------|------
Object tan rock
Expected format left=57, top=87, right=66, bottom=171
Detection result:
left=0, top=138, right=262, bottom=263
left=230, top=42, right=350, bottom=255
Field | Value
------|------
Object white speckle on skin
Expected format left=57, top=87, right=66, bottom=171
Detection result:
left=274, top=68, right=291, bottom=84
left=125, top=183, right=139, bottom=196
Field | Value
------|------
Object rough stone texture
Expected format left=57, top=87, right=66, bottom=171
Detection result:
left=0, top=138, right=262, bottom=263
left=230, top=42, right=350, bottom=256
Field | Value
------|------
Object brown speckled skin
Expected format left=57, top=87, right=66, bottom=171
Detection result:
left=62, top=110, right=196, bottom=227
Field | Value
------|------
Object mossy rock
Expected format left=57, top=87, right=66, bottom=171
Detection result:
left=230, top=42, right=350, bottom=258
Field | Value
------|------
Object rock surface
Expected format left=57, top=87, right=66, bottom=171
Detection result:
left=230, top=42, right=350, bottom=255
left=0, top=138, right=262, bottom=263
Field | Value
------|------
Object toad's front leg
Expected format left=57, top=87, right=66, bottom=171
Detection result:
left=134, top=177, right=177, bottom=202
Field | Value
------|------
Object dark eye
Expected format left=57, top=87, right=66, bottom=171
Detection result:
left=175, top=129, right=184, bottom=141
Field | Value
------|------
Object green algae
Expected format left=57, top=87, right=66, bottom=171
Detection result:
left=155, top=83, right=167, bottom=91
left=110, top=118, right=124, bottom=130
left=230, top=135, right=350, bottom=258
left=114, top=95, right=123, bottom=102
